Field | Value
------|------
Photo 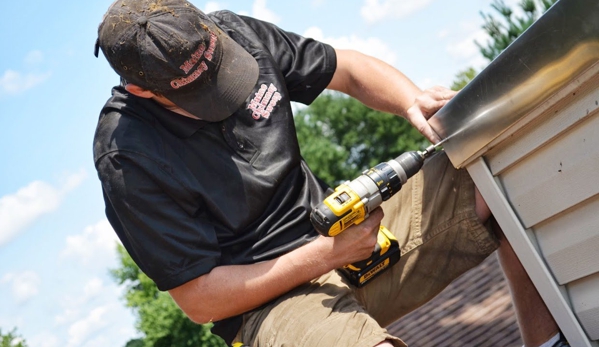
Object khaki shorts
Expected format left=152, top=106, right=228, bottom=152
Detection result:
left=235, top=152, right=499, bottom=347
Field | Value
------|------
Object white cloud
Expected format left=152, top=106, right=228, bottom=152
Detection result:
left=0, top=314, right=25, bottom=330
left=0, top=69, right=52, bottom=95
left=251, top=0, right=280, bottom=24
left=54, top=278, right=125, bottom=327
left=1, top=271, right=41, bottom=304
left=29, top=332, right=60, bottom=347
left=200, top=1, right=279, bottom=24
left=55, top=308, right=81, bottom=326
left=438, top=29, right=449, bottom=39
left=303, top=26, right=397, bottom=67
left=60, top=170, right=87, bottom=192
left=0, top=170, right=87, bottom=247
left=83, top=278, right=104, bottom=298
left=0, top=50, right=51, bottom=95
left=0, top=182, right=61, bottom=244
left=60, top=219, right=120, bottom=268
left=52, top=280, right=136, bottom=347
left=445, top=22, right=489, bottom=70
left=52, top=296, right=136, bottom=347
left=203, top=1, right=223, bottom=13
left=25, top=50, right=44, bottom=66
left=67, top=306, right=109, bottom=347
left=360, top=0, right=433, bottom=24
left=417, top=77, right=445, bottom=90
left=80, top=335, right=114, bottom=347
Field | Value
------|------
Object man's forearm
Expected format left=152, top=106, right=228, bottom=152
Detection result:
left=328, top=48, right=457, bottom=143
left=169, top=239, right=336, bottom=323
left=328, top=49, right=422, bottom=117
left=168, top=208, right=384, bottom=324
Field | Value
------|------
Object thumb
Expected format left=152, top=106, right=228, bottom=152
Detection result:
left=409, top=112, right=442, bottom=144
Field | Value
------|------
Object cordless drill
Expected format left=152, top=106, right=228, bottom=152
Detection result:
left=310, top=144, right=440, bottom=287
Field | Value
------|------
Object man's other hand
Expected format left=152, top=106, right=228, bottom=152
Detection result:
left=405, top=86, right=457, bottom=143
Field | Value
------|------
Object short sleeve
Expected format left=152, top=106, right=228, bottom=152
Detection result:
left=97, top=151, right=221, bottom=291
left=211, top=11, right=337, bottom=105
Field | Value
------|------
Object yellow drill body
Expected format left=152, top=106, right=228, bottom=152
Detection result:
left=310, top=145, right=438, bottom=287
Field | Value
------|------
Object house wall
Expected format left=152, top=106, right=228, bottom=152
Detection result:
left=427, top=0, right=599, bottom=344
left=481, top=65, right=599, bottom=343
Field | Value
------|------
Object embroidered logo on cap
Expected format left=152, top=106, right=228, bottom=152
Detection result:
left=248, top=83, right=282, bottom=120
left=170, top=32, right=218, bottom=89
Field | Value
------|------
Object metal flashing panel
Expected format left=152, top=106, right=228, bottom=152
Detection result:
left=428, top=0, right=599, bottom=168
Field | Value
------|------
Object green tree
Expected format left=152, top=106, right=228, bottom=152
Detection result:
left=476, top=0, right=557, bottom=61
left=125, top=339, right=145, bottom=347
left=111, top=245, right=226, bottom=347
left=452, top=0, right=557, bottom=90
left=295, top=93, right=427, bottom=186
left=451, top=67, right=478, bottom=91
left=0, top=328, right=28, bottom=347
left=295, top=2, right=558, bottom=185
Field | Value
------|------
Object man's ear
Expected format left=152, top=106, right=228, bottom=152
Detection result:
left=125, top=84, right=156, bottom=99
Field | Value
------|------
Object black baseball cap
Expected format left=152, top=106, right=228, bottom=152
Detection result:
left=95, top=0, right=259, bottom=122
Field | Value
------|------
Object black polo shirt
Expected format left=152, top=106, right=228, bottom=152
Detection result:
left=94, top=11, right=336, bottom=293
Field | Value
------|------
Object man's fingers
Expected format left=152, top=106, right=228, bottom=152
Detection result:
left=404, top=86, right=455, bottom=143
left=417, top=90, right=456, bottom=117
left=365, top=208, right=384, bottom=226
left=420, top=99, right=447, bottom=119
left=411, top=116, right=441, bottom=143
left=412, top=95, right=449, bottom=119
left=430, top=86, right=458, bottom=100
left=406, top=104, right=441, bottom=143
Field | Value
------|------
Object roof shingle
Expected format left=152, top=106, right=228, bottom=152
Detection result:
left=387, top=254, right=523, bottom=347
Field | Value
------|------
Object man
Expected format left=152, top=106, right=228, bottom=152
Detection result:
left=93, top=0, right=567, bottom=346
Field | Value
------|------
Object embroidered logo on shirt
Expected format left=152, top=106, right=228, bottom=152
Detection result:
left=247, top=83, right=282, bottom=120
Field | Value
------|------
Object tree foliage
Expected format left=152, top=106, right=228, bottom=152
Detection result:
left=453, top=0, right=557, bottom=91
left=451, top=67, right=478, bottom=92
left=111, top=245, right=226, bottom=347
left=294, top=93, right=427, bottom=186
left=0, top=328, right=28, bottom=347
left=476, top=0, right=557, bottom=61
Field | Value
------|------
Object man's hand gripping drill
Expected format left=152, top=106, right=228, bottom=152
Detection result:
left=310, top=144, right=441, bottom=287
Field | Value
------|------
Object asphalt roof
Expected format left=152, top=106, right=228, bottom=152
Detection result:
left=387, top=254, right=523, bottom=347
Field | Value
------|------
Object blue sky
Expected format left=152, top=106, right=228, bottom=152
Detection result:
left=0, top=0, right=509, bottom=346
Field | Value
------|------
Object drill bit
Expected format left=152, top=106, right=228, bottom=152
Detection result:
left=418, top=138, right=449, bottom=159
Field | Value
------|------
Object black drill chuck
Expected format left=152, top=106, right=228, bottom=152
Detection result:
left=392, top=151, right=425, bottom=181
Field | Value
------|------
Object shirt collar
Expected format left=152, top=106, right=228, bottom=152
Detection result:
left=113, top=86, right=208, bottom=138
left=150, top=102, right=207, bottom=138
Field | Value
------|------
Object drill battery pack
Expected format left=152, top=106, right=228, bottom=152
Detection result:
left=338, top=226, right=401, bottom=287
